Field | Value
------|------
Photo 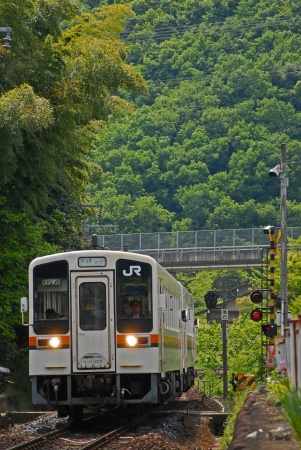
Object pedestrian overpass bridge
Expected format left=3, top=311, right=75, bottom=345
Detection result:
left=92, top=227, right=301, bottom=272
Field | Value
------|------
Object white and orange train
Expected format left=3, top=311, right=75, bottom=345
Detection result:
left=21, top=248, right=197, bottom=422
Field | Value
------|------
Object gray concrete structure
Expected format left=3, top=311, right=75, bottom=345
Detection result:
left=148, top=246, right=266, bottom=272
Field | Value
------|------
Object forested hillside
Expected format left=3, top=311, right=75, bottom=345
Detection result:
left=1, top=0, right=301, bottom=406
left=88, top=0, right=301, bottom=233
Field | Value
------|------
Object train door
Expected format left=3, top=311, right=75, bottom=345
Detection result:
left=71, top=272, right=115, bottom=372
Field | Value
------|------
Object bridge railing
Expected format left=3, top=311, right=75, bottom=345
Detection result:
left=88, top=227, right=301, bottom=252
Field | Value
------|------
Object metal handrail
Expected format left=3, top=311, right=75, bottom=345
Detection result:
left=88, top=227, right=301, bottom=253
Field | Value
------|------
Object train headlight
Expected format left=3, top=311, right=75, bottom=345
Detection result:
left=49, top=337, right=61, bottom=349
left=126, top=335, right=138, bottom=347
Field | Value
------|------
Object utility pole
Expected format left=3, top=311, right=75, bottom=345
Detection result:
left=221, top=283, right=228, bottom=400
left=268, top=144, right=288, bottom=335
left=280, top=144, right=288, bottom=333
left=204, top=290, right=228, bottom=399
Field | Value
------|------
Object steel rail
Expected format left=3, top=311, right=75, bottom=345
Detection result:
left=80, top=412, right=150, bottom=450
left=7, top=422, right=73, bottom=450
left=7, top=413, right=150, bottom=450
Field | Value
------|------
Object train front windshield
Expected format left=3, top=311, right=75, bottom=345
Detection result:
left=31, top=257, right=153, bottom=335
left=116, top=259, right=153, bottom=333
left=32, top=260, right=69, bottom=335
left=79, top=282, right=106, bottom=331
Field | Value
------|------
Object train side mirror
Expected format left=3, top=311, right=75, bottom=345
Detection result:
left=20, top=297, right=29, bottom=326
left=21, top=297, right=28, bottom=313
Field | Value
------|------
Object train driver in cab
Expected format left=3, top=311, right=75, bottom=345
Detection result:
left=45, top=308, right=67, bottom=320
left=120, top=296, right=132, bottom=317
left=128, top=299, right=145, bottom=318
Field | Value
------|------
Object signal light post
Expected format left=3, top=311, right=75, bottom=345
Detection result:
left=249, top=288, right=277, bottom=370
left=204, top=291, right=228, bottom=400
left=266, top=226, right=276, bottom=345
left=249, top=224, right=281, bottom=370
left=256, top=225, right=280, bottom=345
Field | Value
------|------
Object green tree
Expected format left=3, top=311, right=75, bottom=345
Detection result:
left=0, top=206, right=59, bottom=335
left=89, top=0, right=301, bottom=233
left=123, top=196, right=174, bottom=233
left=0, top=1, right=146, bottom=220
left=227, top=315, right=264, bottom=378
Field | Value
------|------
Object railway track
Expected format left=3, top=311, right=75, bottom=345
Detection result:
left=2, top=389, right=223, bottom=450
left=6, top=413, right=150, bottom=450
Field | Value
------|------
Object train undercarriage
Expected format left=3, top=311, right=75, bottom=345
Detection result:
left=33, top=368, right=194, bottom=422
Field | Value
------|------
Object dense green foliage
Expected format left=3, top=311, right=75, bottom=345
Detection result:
left=281, top=387, right=301, bottom=444
left=85, top=0, right=301, bottom=414
left=195, top=308, right=265, bottom=394
left=89, top=0, right=301, bottom=232
left=0, top=0, right=146, bottom=221
left=1, top=0, right=301, bottom=411
left=0, top=0, right=146, bottom=384
left=0, top=205, right=60, bottom=406
left=220, top=389, right=248, bottom=449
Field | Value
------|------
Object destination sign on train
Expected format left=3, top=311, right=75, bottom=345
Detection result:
left=78, top=257, right=106, bottom=267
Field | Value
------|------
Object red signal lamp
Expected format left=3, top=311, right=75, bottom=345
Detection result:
left=250, top=308, right=263, bottom=322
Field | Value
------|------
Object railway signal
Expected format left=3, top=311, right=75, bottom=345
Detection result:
left=250, top=290, right=263, bottom=304
left=262, top=323, right=277, bottom=338
left=204, top=291, right=218, bottom=309
left=274, top=295, right=281, bottom=310
left=250, top=308, right=263, bottom=322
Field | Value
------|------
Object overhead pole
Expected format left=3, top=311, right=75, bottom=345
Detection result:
left=221, top=283, right=228, bottom=400
left=268, top=227, right=276, bottom=345
left=280, top=144, right=288, bottom=334
left=268, top=144, right=288, bottom=336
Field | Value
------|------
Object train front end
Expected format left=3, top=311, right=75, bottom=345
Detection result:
left=24, top=250, right=187, bottom=421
